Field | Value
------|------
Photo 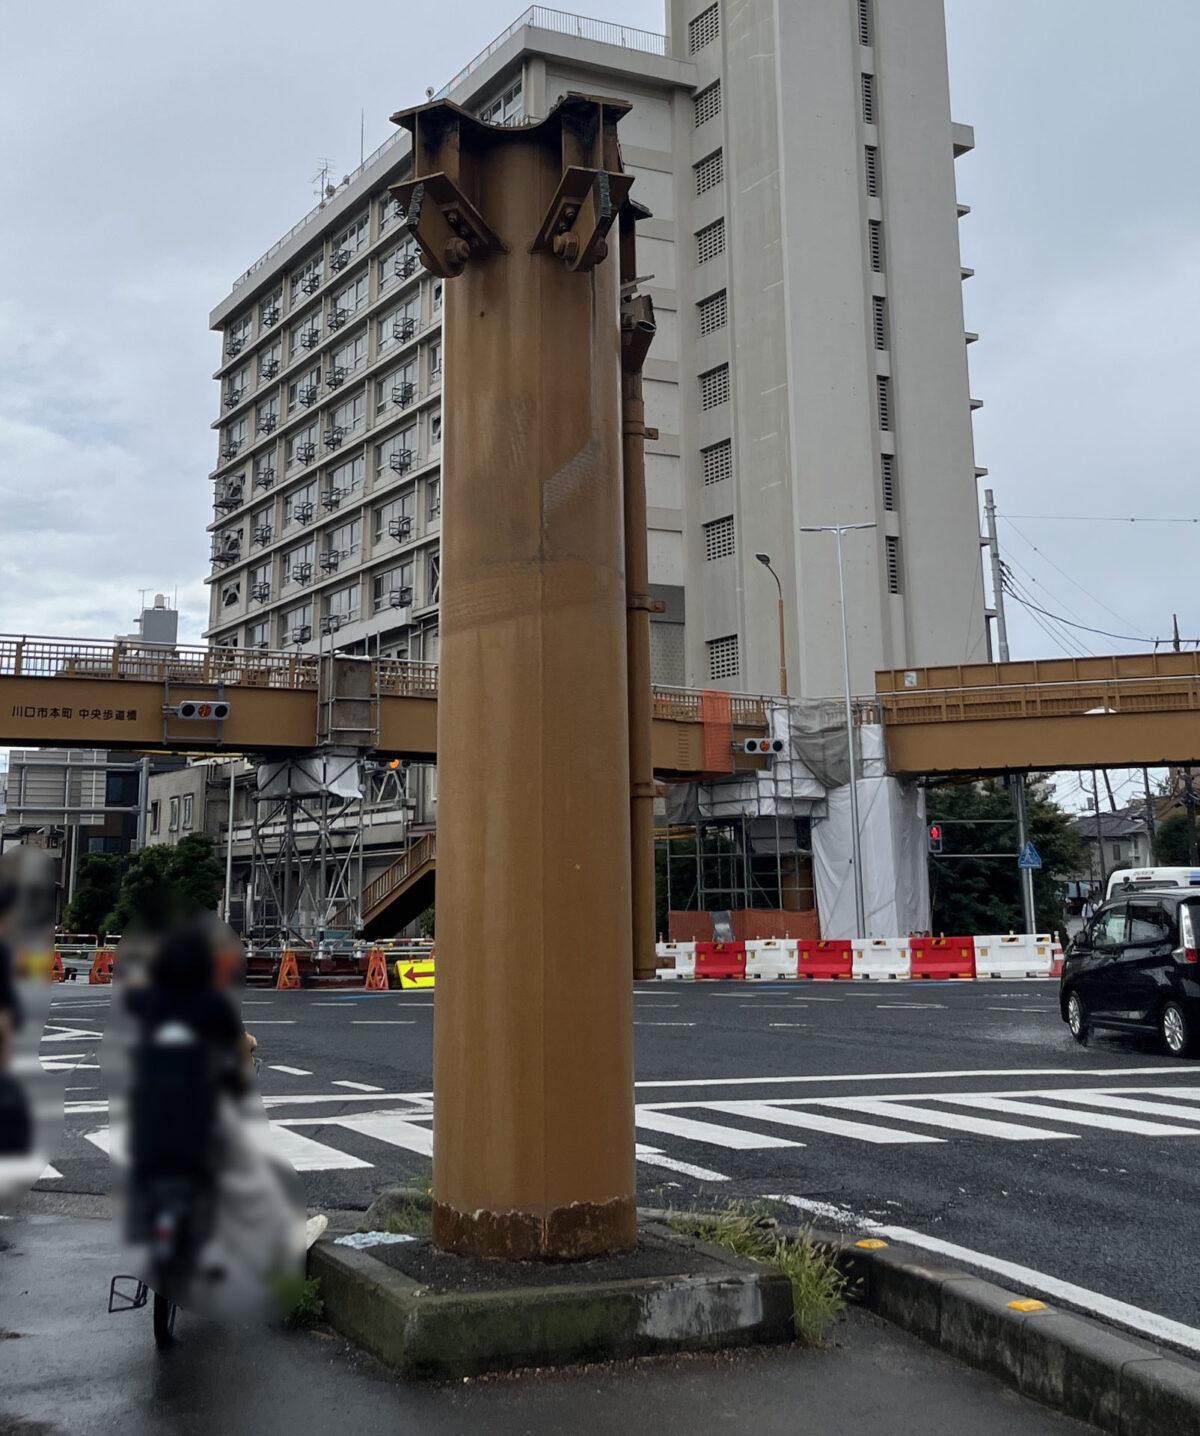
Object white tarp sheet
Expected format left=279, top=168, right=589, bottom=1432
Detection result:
left=812, top=776, right=930, bottom=940
left=256, top=755, right=362, bottom=800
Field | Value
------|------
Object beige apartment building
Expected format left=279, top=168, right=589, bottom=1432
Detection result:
left=206, top=0, right=987, bottom=709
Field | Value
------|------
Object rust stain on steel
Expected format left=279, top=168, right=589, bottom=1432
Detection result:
left=393, top=94, right=637, bottom=1260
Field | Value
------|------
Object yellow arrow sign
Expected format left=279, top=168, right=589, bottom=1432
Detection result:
left=396, top=958, right=436, bottom=989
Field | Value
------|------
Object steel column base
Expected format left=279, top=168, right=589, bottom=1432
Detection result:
left=432, top=1197, right=637, bottom=1262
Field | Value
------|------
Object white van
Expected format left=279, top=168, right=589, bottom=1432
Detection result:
left=1106, top=867, right=1200, bottom=901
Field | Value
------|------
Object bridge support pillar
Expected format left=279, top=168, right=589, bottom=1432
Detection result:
left=392, top=95, right=637, bottom=1259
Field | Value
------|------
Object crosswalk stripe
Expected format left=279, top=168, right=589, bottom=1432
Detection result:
left=264, top=1125, right=374, bottom=1171
left=703, top=1100, right=943, bottom=1145
left=827, top=1097, right=1078, bottom=1142
left=1023, top=1091, right=1200, bottom=1123
left=940, top=1094, right=1200, bottom=1136
left=635, top=1146, right=729, bottom=1182
left=634, top=1107, right=801, bottom=1149
left=269, top=1065, right=313, bottom=1077
left=283, top=1111, right=434, bottom=1157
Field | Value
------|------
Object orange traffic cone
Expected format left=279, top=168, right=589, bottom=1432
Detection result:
left=364, top=949, right=388, bottom=991
left=89, top=949, right=115, bottom=985
left=52, top=951, right=65, bottom=983
left=276, top=951, right=301, bottom=990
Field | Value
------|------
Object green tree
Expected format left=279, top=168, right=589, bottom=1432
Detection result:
left=417, top=905, right=435, bottom=939
left=927, top=778, right=1088, bottom=938
left=64, top=853, right=126, bottom=935
left=104, top=833, right=224, bottom=934
left=1155, top=812, right=1198, bottom=865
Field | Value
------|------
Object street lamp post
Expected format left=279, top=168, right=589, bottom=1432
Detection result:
left=754, top=553, right=789, bottom=697
left=799, top=522, right=876, bottom=939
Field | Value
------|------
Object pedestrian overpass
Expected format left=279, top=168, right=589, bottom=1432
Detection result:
left=4, top=635, right=1200, bottom=779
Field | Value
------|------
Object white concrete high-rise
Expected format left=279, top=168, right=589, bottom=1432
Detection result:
left=205, top=0, right=986, bottom=709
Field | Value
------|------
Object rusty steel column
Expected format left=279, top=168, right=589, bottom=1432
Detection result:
left=619, top=204, right=660, bottom=982
left=392, top=96, right=637, bottom=1259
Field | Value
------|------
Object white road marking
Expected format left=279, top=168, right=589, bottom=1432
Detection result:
left=1025, top=1090, right=1200, bottom=1122
left=828, top=1097, right=1078, bottom=1142
left=634, top=1108, right=800, bottom=1150
left=269, top=1064, right=313, bottom=1077
left=39, top=1028, right=102, bottom=1043
left=243, top=1001, right=274, bottom=1006
left=636, top=1146, right=729, bottom=1182
left=942, top=1094, right=1200, bottom=1136
left=635, top=1065, right=1196, bottom=1089
left=333, top=1080, right=384, bottom=1092
left=242, top=1020, right=296, bottom=1025
left=769, top=1023, right=809, bottom=1028
left=877, top=1003, right=945, bottom=1010
left=281, top=1111, right=434, bottom=1158
left=703, top=1099, right=942, bottom=1146
left=264, top=1125, right=373, bottom=1171
left=777, top=1194, right=1200, bottom=1359
left=635, top=1022, right=697, bottom=1027
left=987, top=1005, right=1053, bottom=1013
left=350, top=1020, right=416, bottom=1025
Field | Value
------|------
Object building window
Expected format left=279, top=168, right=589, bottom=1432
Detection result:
left=329, top=455, right=365, bottom=497
left=182, top=794, right=194, bottom=829
left=698, top=290, right=727, bottom=336
left=693, top=80, right=721, bottom=128
left=700, top=365, right=731, bottom=411
left=288, top=423, right=318, bottom=469
left=689, top=2, right=719, bottom=53
left=377, top=358, right=418, bottom=413
left=427, top=550, right=441, bottom=605
left=478, top=80, right=523, bottom=127
left=431, top=412, right=442, bottom=444
left=885, top=535, right=901, bottom=594
left=331, top=392, right=366, bottom=434
left=285, top=481, right=317, bottom=527
left=169, top=797, right=180, bottom=833
left=696, top=218, right=725, bottom=265
left=865, top=145, right=880, bottom=197
left=702, top=438, right=732, bottom=486
left=326, top=582, right=361, bottom=627
left=290, top=256, right=324, bottom=300
left=283, top=600, right=313, bottom=644
left=332, top=330, right=369, bottom=376
left=862, top=73, right=875, bottom=125
left=694, top=149, right=723, bottom=196
left=374, top=490, right=415, bottom=543
left=858, top=0, right=872, bottom=46
left=1111, top=842, right=1122, bottom=862
left=872, top=296, right=887, bottom=350
left=377, top=425, right=417, bottom=478
left=429, top=339, right=442, bottom=376
left=332, top=274, right=369, bottom=318
left=428, top=478, right=441, bottom=521
left=703, top=515, right=735, bottom=561
left=332, top=214, right=369, bottom=263
left=707, top=634, right=739, bottom=682
left=288, top=366, right=321, bottom=414
left=258, top=340, right=282, bottom=381
left=247, top=619, right=269, bottom=649
left=150, top=801, right=160, bottom=835
left=881, top=452, right=897, bottom=511
left=373, top=558, right=414, bottom=612
left=876, top=375, right=891, bottom=431
left=869, top=219, right=883, bottom=272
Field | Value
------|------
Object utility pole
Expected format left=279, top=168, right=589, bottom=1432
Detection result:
left=1174, top=615, right=1199, bottom=863
left=984, top=489, right=1035, bottom=932
left=1144, top=767, right=1157, bottom=864
left=1092, top=770, right=1107, bottom=890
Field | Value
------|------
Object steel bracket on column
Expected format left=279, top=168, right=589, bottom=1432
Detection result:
left=391, top=173, right=505, bottom=279
left=531, top=166, right=633, bottom=272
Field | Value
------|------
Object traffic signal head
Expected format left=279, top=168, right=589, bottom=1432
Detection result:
left=175, top=701, right=232, bottom=721
left=927, top=823, right=943, bottom=854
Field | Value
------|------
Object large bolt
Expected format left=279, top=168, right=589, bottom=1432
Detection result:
left=445, top=236, right=471, bottom=275
left=553, top=233, right=580, bottom=262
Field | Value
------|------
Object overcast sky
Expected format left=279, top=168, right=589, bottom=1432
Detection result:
left=3, top=0, right=1197, bottom=710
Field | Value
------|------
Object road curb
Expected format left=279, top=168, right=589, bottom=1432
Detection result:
left=805, top=1228, right=1200, bottom=1435
left=308, top=1223, right=795, bottom=1380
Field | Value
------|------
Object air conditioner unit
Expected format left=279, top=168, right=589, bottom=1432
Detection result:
left=223, top=388, right=244, bottom=409
left=299, top=385, right=320, bottom=406
left=261, top=359, right=280, bottom=379
left=214, top=485, right=242, bottom=512
left=389, top=449, right=413, bottom=474
left=393, top=317, right=416, bottom=342
left=320, top=614, right=343, bottom=635
left=257, top=412, right=278, bottom=433
left=388, top=585, right=414, bottom=608
left=252, top=524, right=273, bottom=545
left=251, top=581, right=271, bottom=600
left=296, top=443, right=317, bottom=464
left=254, top=468, right=275, bottom=490
left=291, top=562, right=313, bottom=583
left=328, top=307, right=348, bottom=331
left=220, top=440, right=242, bottom=459
left=295, top=501, right=315, bottom=522
left=300, top=328, right=321, bottom=350
left=324, top=426, right=346, bottom=449
left=326, top=366, right=346, bottom=389
left=387, top=515, right=412, bottom=540
left=319, top=550, right=340, bottom=572
left=262, top=306, right=280, bottom=326
left=226, top=336, right=245, bottom=357
left=301, top=273, right=320, bottom=294
left=291, top=625, right=312, bottom=644
left=395, top=254, right=418, bottom=279
left=322, top=488, right=341, bottom=510
left=330, top=248, right=351, bottom=271
left=392, top=381, right=415, bottom=406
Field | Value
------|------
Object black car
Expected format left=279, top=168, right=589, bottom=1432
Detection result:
left=1060, top=889, right=1200, bottom=1056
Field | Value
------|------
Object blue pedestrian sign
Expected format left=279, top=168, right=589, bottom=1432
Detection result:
left=1018, top=841, right=1042, bottom=870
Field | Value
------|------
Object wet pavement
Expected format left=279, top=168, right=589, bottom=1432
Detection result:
left=0, top=1196, right=1096, bottom=1436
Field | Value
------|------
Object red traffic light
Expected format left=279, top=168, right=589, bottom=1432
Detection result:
left=929, top=825, right=940, bottom=841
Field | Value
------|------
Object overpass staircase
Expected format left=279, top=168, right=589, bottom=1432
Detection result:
left=334, top=831, right=437, bottom=937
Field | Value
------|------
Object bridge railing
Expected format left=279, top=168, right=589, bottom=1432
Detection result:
left=879, top=673, right=1200, bottom=725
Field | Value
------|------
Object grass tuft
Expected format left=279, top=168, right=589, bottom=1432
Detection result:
left=668, top=1202, right=847, bottom=1346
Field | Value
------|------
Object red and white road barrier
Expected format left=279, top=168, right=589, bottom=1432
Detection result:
left=654, top=931, right=1058, bottom=982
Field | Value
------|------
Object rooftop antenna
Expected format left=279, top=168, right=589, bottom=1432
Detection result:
left=360, top=108, right=365, bottom=165
left=312, top=157, right=334, bottom=205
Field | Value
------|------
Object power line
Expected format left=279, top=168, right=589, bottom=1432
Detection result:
left=1000, top=558, right=1096, bottom=657
left=1003, top=581, right=1200, bottom=647
left=1002, top=568, right=1094, bottom=658
left=1000, top=516, right=1154, bottom=640
left=1005, top=514, right=1200, bottom=525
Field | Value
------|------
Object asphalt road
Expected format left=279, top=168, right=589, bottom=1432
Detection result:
left=28, top=977, right=1200, bottom=1352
